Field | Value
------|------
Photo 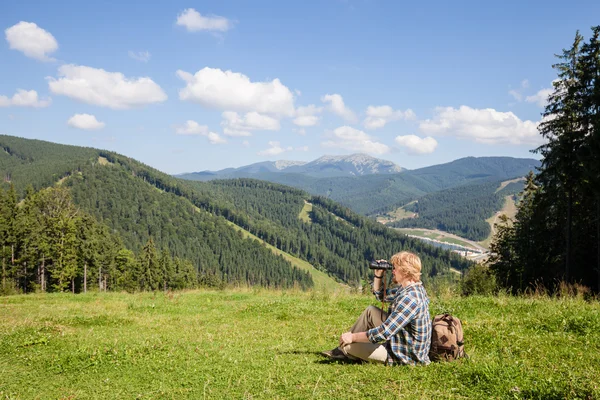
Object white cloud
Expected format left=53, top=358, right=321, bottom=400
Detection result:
left=509, top=79, right=552, bottom=107
left=176, top=120, right=208, bottom=135
left=293, top=104, right=322, bottom=127
left=177, top=67, right=295, bottom=117
left=207, top=132, right=227, bottom=144
left=508, top=79, right=532, bottom=102
left=175, top=120, right=226, bottom=144
left=221, top=111, right=280, bottom=137
left=67, top=113, right=105, bottom=130
left=363, top=105, right=416, bottom=129
left=419, top=106, right=543, bottom=145
left=176, top=8, right=232, bottom=32
left=526, top=88, right=553, bottom=107
left=0, top=89, right=51, bottom=108
left=5, top=21, right=58, bottom=62
left=293, top=128, right=306, bottom=136
left=128, top=50, right=151, bottom=62
left=395, top=135, right=437, bottom=155
left=242, top=140, right=250, bottom=147
left=48, top=64, right=167, bottom=109
left=508, top=89, right=522, bottom=102
left=321, top=94, right=357, bottom=123
left=321, top=126, right=390, bottom=154
left=258, top=141, right=292, bottom=156
left=296, top=145, right=309, bottom=152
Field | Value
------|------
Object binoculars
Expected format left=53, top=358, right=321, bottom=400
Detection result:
left=369, top=260, right=393, bottom=270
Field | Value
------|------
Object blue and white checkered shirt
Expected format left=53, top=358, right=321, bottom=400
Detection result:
left=367, top=283, right=431, bottom=366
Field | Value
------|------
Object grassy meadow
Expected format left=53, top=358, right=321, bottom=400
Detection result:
left=1, top=288, right=599, bottom=399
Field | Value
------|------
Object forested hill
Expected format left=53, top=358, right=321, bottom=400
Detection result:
left=389, top=179, right=525, bottom=241
left=178, top=155, right=540, bottom=216
left=403, top=156, right=540, bottom=189
left=0, top=135, right=471, bottom=293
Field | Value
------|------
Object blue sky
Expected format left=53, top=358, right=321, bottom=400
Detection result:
left=1, top=0, right=599, bottom=174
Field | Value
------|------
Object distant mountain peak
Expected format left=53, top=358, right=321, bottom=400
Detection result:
left=311, top=153, right=403, bottom=175
left=177, top=153, right=404, bottom=180
left=314, top=153, right=377, bottom=163
left=274, top=160, right=306, bottom=170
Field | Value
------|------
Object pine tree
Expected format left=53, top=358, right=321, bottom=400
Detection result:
left=115, top=248, right=138, bottom=292
left=579, top=26, right=600, bottom=290
left=535, top=32, right=585, bottom=281
left=140, top=238, right=160, bottom=291
left=160, top=250, right=175, bottom=291
left=35, top=188, right=80, bottom=291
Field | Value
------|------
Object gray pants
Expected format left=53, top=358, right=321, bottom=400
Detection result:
left=341, top=305, right=390, bottom=363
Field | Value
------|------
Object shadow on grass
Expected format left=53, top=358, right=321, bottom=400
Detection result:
left=279, top=350, right=322, bottom=356
left=278, top=350, right=363, bottom=364
left=315, top=358, right=363, bottom=365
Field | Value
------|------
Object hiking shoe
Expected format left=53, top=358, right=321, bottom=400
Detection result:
left=320, top=347, right=348, bottom=360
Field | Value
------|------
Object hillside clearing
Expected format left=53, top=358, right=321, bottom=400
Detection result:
left=189, top=203, right=340, bottom=291
left=1, top=290, right=598, bottom=399
left=224, top=220, right=342, bottom=292
left=479, top=195, right=518, bottom=248
left=299, top=201, right=313, bottom=223
left=495, top=177, right=525, bottom=193
left=376, top=200, right=418, bottom=224
left=97, top=156, right=112, bottom=166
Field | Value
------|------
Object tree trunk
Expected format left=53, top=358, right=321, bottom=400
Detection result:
left=597, top=200, right=600, bottom=293
left=99, top=266, right=102, bottom=291
left=71, top=278, right=74, bottom=294
left=41, top=255, right=45, bottom=292
left=84, top=262, right=87, bottom=293
left=23, top=262, right=27, bottom=293
left=566, top=188, right=572, bottom=282
left=2, top=248, right=5, bottom=291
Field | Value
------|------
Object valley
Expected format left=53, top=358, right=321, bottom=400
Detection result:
left=380, top=177, right=524, bottom=252
left=0, top=135, right=472, bottom=294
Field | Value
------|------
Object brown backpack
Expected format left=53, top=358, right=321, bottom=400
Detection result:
left=429, top=314, right=465, bottom=362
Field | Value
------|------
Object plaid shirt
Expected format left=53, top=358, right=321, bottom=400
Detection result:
left=367, top=283, right=431, bottom=366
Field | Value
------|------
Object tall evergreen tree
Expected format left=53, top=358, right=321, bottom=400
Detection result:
left=535, top=32, right=585, bottom=281
left=140, top=238, right=160, bottom=291
left=491, top=27, right=600, bottom=293
left=579, top=26, right=600, bottom=290
left=35, top=188, right=80, bottom=291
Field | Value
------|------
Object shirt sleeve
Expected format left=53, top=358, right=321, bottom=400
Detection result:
left=372, top=286, right=398, bottom=302
left=366, top=293, right=420, bottom=343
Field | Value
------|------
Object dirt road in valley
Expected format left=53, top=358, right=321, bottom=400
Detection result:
left=394, top=227, right=489, bottom=252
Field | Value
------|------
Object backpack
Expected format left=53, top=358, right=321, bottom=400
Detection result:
left=429, top=314, right=465, bottom=362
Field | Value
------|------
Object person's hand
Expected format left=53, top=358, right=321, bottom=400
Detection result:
left=339, top=332, right=353, bottom=346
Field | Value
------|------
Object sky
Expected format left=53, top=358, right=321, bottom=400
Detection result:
left=1, top=0, right=600, bottom=174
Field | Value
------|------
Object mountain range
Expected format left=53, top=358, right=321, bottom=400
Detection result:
left=178, top=153, right=404, bottom=179
left=178, top=154, right=541, bottom=217
left=0, top=134, right=472, bottom=292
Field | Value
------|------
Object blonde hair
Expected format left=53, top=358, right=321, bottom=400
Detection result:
left=390, top=251, right=422, bottom=281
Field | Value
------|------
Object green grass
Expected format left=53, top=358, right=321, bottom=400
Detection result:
left=438, top=237, right=474, bottom=247
left=1, top=290, right=599, bottom=399
left=395, top=229, right=475, bottom=248
left=299, top=202, right=313, bottom=223
left=376, top=201, right=417, bottom=224
left=396, top=228, right=436, bottom=238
